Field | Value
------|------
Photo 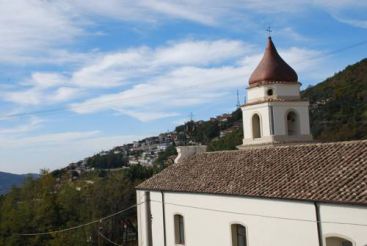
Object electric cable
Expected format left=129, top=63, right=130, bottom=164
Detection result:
left=17, top=203, right=141, bottom=236
left=149, top=199, right=367, bottom=227
left=97, top=230, right=123, bottom=246
left=1, top=39, right=367, bottom=121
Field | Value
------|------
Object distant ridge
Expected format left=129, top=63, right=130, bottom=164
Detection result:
left=0, top=171, right=39, bottom=195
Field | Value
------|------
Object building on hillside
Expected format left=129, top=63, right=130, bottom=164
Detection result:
left=136, top=36, right=367, bottom=246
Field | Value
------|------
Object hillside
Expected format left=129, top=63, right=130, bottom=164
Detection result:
left=65, top=58, right=367, bottom=169
left=1, top=59, right=366, bottom=246
left=0, top=172, right=38, bottom=195
left=302, top=58, right=367, bottom=141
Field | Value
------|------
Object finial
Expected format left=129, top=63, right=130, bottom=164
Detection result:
left=266, top=26, right=272, bottom=37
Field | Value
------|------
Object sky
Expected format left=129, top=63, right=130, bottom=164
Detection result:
left=0, top=0, right=366, bottom=174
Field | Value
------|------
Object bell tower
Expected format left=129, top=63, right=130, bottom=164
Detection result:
left=240, top=36, right=313, bottom=147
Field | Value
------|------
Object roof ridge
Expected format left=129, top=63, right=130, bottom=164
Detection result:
left=202, top=139, right=367, bottom=155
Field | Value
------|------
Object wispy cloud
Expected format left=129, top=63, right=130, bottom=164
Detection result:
left=0, top=117, right=43, bottom=135
left=70, top=42, right=324, bottom=121
left=3, top=39, right=249, bottom=107
left=0, top=0, right=365, bottom=65
left=2, top=37, right=325, bottom=121
left=0, top=130, right=100, bottom=149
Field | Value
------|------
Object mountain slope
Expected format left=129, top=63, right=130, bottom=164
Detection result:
left=0, top=172, right=38, bottom=194
left=302, top=58, right=367, bottom=141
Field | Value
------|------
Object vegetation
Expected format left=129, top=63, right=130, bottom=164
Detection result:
left=153, top=145, right=178, bottom=167
left=0, top=167, right=154, bottom=246
left=207, top=128, right=243, bottom=151
left=85, top=152, right=128, bottom=169
left=302, top=58, right=367, bottom=141
left=1, top=59, right=367, bottom=245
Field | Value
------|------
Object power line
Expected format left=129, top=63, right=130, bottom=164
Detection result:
left=1, top=39, right=367, bottom=121
left=97, top=230, right=123, bottom=246
left=17, top=203, right=140, bottom=236
left=149, top=199, right=367, bottom=227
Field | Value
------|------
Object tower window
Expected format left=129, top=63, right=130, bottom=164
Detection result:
left=231, top=224, right=247, bottom=246
left=174, top=214, right=185, bottom=244
left=267, top=89, right=273, bottom=96
left=252, top=114, right=261, bottom=139
left=286, top=111, right=299, bottom=136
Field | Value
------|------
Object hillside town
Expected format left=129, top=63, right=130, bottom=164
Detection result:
left=66, top=112, right=241, bottom=175
left=1, top=2, right=366, bottom=246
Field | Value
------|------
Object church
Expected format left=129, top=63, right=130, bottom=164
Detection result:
left=136, top=37, right=367, bottom=246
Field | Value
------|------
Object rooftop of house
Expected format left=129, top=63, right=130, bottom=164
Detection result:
left=137, top=140, right=367, bottom=206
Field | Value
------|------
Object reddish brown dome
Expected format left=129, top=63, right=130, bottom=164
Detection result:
left=249, top=37, right=298, bottom=86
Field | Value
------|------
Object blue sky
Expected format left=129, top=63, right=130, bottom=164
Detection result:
left=0, top=0, right=366, bottom=174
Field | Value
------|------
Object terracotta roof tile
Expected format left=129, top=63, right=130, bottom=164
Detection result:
left=137, top=140, right=367, bottom=205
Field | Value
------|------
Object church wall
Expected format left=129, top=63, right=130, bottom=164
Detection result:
left=136, top=190, right=166, bottom=246
left=137, top=192, right=367, bottom=246
left=138, top=191, right=320, bottom=246
left=320, top=204, right=367, bottom=246
left=136, top=190, right=148, bottom=245
left=242, top=103, right=271, bottom=140
left=271, top=101, right=311, bottom=136
left=247, top=83, right=300, bottom=103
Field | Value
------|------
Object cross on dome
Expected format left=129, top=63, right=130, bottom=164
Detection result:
left=266, top=26, right=272, bottom=37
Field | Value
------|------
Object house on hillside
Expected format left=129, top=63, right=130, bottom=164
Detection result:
left=136, top=36, right=367, bottom=246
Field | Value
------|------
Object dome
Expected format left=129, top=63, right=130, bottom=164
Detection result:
left=249, top=37, right=298, bottom=86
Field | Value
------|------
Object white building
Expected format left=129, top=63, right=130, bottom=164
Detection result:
left=136, top=37, right=367, bottom=246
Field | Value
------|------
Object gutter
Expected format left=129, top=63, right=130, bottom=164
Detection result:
left=145, top=192, right=153, bottom=246
left=161, top=191, right=167, bottom=246
left=314, top=202, right=323, bottom=246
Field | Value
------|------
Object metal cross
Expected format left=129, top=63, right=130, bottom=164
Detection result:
left=266, top=26, right=272, bottom=36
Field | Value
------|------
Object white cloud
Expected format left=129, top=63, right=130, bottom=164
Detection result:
left=0, top=117, right=43, bottom=135
left=3, top=39, right=249, bottom=107
left=2, top=37, right=326, bottom=120
left=28, top=73, right=69, bottom=88
left=0, top=1, right=84, bottom=64
left=70, top=42, right=325, bottom=120
left=3, top=87, right=81, bottom=106
left=0, top=0, right=365, bottom=65
left=0, top=130, right=100, bottom=149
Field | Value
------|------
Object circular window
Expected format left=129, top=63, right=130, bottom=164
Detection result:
left=267, top=89, right=273, bottom=96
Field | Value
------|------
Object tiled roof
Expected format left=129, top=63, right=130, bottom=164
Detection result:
left=137, top=140, right=367, bottom=205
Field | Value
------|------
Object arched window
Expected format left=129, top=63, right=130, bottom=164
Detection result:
left=286, top=111, right=299, bottom=136
left=174, top=214, right=185, bottom=244
left=326, top=236, right=353, bottom=246
left=252, top=114, right=261, bottom=139
left=231, top=224, right=247, bottom=246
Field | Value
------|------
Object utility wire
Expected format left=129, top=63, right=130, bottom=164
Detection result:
left=150, top=199, right=367, bottom=227
left=1, top=39, right=367, bottom=121
left=97, top=230, right=123, bottom=246
left=17, top=203, right=140, bottom=236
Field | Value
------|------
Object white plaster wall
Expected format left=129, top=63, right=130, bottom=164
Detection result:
left=137, top=190, right=148, bottom=246
left=247, top=84, right=300, bottom=102
left=138, top=192, right=367, bottom=246
left=139, top=192, right=319, bottom=246
left=242, top=103, right=271, bottom=140
left=241, top=101, right=311, bottom=145
left=320, top=204, right=367, bottom=246
left=271, top=101, right=311, bottom=135
left=137, top=191, right=166, bottom=246
left=150, top=192, right=165, bottom=245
